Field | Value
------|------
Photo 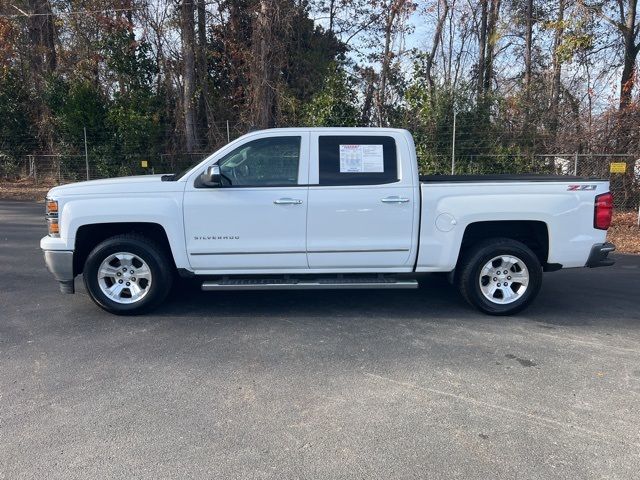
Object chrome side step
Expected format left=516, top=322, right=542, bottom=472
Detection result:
left=201, top=277, right=419, bottom=291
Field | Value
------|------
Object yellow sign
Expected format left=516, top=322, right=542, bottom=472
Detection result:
left=610, top=162, right=626, bottom=173
left=141, top=160, right=148, bottom=168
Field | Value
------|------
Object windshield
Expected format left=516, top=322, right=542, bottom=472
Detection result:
left=172, top=153, right=213, bottom=181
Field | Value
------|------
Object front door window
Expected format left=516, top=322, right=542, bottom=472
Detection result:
left=217, top=136, right=301, bottom=186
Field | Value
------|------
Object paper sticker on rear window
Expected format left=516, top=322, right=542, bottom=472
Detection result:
left=339, top=145, right=384, bottom=173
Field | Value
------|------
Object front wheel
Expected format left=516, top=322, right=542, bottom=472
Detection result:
left=83, top=234, right=173, bottom=315
left=456, top=238, right=542, bottom=315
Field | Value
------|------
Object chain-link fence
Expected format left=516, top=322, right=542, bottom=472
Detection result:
left=418, top=152, right=639, bottom=208
left=0, top=152, right=209, bottom=184
left=1, top=148, right=638, bottom=208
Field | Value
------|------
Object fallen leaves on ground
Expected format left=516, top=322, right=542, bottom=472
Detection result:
left=608, top=211, right=640, bottom=254
left=0, top=178, right=52, bottom=202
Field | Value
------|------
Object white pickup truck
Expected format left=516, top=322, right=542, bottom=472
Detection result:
left=41, top=128, right=615, bottom=315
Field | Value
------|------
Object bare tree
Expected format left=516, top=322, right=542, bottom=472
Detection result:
left=425, top=0, right=450, bottom=101
left=581, top=0, right=639, bottom=110
left=376, top=0, right=413, bottom=125
left=247, top=0, right=281, bottom=128
left=523, top=0, right=533, bottom=93
left=196, top=0, right=216, bottom=145
left=549, top=0, right=565, bottom=137
left=26, top=0, right=57, bottom=75
left=483, top=0, right=501, bottom=94
left=181, top=0, right=198, bottom=152
left=617, top=0, right=639, bottom=110
left=476, top=0, right=488, bottom=101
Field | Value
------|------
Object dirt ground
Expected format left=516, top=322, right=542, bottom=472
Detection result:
left=2, top=178, right=638, bottom=254
left=0, top=178, right=54, bottom=202
left=607, top=211, right=640, bottom=254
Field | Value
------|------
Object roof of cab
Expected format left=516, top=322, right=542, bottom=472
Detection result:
left=247, top=127, right=411, bottom=134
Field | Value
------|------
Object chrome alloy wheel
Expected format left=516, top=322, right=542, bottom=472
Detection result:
left=97, top=252, right=152, bottom=304
left=479, top=255, right=529, bottom=305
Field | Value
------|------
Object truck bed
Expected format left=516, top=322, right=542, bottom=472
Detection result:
left=420, top=174, right=602, bottom=183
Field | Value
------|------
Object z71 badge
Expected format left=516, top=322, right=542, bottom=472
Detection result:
left=567, top=184, right=596, bottom=191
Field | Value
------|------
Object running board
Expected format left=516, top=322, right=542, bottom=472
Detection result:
left=201, top=277, right=418, bottom=291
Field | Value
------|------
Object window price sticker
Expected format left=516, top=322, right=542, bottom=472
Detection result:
left=339, top=145, right=384, bottom=173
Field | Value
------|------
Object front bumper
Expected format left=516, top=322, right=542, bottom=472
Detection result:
left=43, top=250, right=75, bottom=293
left=585, top=242, right=616, bottom=268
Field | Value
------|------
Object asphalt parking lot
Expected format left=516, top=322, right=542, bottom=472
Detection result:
left=1, top=200, right=639, bottom=479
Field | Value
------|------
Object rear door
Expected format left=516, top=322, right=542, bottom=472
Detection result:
left=306, top=133, right=416, bottom=269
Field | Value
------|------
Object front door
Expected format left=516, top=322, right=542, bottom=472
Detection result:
left=183, top=133, right=309, bottom=272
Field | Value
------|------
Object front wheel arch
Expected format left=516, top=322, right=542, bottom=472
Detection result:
left=73, top=222, right=175, bottom=276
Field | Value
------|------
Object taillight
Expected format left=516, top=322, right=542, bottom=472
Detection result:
left=594, top=192, right=613, bottom=230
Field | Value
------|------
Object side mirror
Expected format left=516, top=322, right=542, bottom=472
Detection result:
left=201, top=165, right=222, bottom=187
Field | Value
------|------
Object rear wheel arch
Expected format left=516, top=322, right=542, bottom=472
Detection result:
left=456, top=220, right=549, bottom=268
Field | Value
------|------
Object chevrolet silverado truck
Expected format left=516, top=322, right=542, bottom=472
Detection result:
left=41, top=128, right=616, bottom=316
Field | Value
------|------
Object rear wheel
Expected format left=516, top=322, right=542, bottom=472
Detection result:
left=83, top=234, right=173, bottom=315
left=456, top=238, right=542, bottom=315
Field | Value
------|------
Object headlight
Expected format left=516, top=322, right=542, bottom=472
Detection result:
left=45, top=198, right=60, bottom=237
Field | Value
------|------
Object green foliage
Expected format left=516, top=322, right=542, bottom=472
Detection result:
left=544, top=18, right=594, bottom=63
left=403, top=54, right=537, bottom=175
left=0, top=70, right=33, bottom=168
left=283, top=6, right=346, bottom=103
left=302, top=64, right=359, bottom=127
left=101, top=29, right=158, bottom=91
left=46, top=77, right=108, bottom=145
left=108, top=92, right=162, bottom=155
left=2, top=0, right=621, bottom=184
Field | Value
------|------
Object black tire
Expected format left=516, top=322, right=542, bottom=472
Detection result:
left=83, top=234, right=173, bottom=315
left=456, top=238, right=542, bottom=316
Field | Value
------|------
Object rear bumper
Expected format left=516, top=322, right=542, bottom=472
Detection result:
left=43, top=250, right=75, bottom=293
left=585, top=242, right=616, bottom=268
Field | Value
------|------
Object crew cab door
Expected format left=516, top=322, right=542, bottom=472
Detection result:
left=306, top=133, right=418, bottom=269
left=183, top=133, right=309, bottom=271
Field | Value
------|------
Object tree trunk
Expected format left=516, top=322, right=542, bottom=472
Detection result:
left=619, top=0, right=638, bottom=110
left=26, top=0, right=57, bottom=153
left=521, top=0, right=534, bottom=143
left=27, top=0, right=57, bottom=75
left=329, top=0, right=336, bottom=33
left=549, top=0, right=564, bottom=138
left=476, top=0, right=488, bottom=102
left=376, top=0, right=409, bottom=126
left=425, top=0, right=449, bottom=102
left=361, top=68, right=376, bottom=126
left=616, top=0, right=639, bottom=206
left=181, top=0, right=198, bottom=153
left=248, top=0, right=280, bottom=128
left=523, top=0, right=533, bottom=92
left=196, top=0, right=215, bottom=145
left=483, top=0, right=501, bottom=95
left=377, top=4, right=397, bottom=126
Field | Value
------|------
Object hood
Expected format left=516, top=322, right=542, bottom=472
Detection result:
left=47, top=174, right=185, bottom=197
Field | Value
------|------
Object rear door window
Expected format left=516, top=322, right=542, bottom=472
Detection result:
left=318, top=136, right=398, bottom=186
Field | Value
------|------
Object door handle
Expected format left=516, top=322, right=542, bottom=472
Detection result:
left=381, top=196, right=410, bottom=203
left=274, top=198, right=303, bottom=205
